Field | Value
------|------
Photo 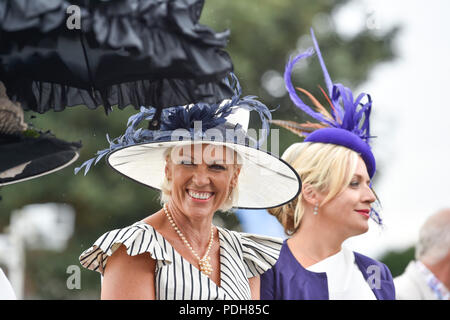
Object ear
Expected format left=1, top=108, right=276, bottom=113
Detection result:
left=230, top=166, right=241, bottom=188
left=165, top=159, right=172, bottom=182
left=302, top=184, right=319, bottom=206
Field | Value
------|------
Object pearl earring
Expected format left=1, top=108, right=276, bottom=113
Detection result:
left=313, top=203, right=319, bottom=215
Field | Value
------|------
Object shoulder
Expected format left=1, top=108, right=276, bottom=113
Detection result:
left=239, top=231, right=283, bottom=261
left=394, top=261, right=433, bottom=299
left=79, top=222, right=172, bottom=274
left=219, top=228, right=283, bottom=277
left=353, top=251, right=393, bottom=279
left=219, top=228, right=283, bottom=256
left=353, top=251, right=397, bottom=300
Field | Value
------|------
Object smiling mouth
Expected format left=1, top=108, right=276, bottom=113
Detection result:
left=355, top=210, right=370, bottom=218
left=187, top=189, right=214, bottom=201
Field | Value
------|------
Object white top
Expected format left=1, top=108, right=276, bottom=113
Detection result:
left=79, top=221, right=283, bottom=300
left=394, top=260, right=449, bottom=300
left=307, top=247, right=376, bottom=300
left=0, top=268, right=17, bottom=300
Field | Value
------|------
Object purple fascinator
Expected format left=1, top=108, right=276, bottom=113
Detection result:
left=272, top=29, right=382, bottom=225
left=274, top=28, right=376, bottom=178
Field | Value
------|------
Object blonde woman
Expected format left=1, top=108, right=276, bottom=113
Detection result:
left=77, top=75, right=301, bottom=300
left=259, top=29, right=395, bottom=300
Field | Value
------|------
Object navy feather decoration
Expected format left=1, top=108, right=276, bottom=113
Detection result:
left=75, top=73, right=272, bottom=175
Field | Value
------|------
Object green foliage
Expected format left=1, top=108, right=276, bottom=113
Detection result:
left=0, top=0, right=399, bottom=299
left=379, top=246, right=415, bottom=278
left=201, top=0, right=399, bottom=120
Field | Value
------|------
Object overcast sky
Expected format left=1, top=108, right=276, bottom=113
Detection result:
left=337, top=0, right=450, bottom=258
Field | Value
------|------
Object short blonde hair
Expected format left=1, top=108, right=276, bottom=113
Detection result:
left=268, top=142, right=359, bottom=235
left=160, top=146, right=241, bottom=212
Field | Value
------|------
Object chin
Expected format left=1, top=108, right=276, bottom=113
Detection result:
left=184, top=200, right=221, bottom=217
left=347, top=222, right=369, bottom=238
left=356, top=222, right=370, bottom=235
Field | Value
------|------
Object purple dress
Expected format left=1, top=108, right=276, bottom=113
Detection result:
left=260, top=240, right=396, bottom=300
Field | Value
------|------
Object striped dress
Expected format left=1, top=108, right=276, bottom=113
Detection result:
left=79, top=221, right=283, bottom=300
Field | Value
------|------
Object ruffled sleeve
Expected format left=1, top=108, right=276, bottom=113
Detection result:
left=79, top=222, right=171, bottom=274
left=239, top=233, right=283, bottom=278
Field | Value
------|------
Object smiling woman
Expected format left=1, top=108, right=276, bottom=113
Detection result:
left=77, top=75, right=301, bottom=300
left=259, top=29, right=395, bottom=300
left=161, top=145, right=242, bottom=212
left=263, top=142, right=394, bottom=300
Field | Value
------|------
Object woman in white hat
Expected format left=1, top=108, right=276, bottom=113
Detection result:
left=77, top=75, right=301, bottom=300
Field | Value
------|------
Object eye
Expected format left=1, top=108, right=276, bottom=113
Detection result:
left=210, top=164, right=226, bottom=171
left=180, top=159, right=194, bottom=166
left=350, top=180, right=360, bottom=188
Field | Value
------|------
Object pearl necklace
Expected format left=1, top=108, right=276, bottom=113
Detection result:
left=163, top=203, right=214, bottom=276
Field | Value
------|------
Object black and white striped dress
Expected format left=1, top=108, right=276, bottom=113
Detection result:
left=79, top=221, right=283, bottom=300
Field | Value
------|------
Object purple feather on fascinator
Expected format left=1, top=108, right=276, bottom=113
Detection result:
left=274, top=28, right=382, bottom=225
left=283, top=28, right=374, bottom=144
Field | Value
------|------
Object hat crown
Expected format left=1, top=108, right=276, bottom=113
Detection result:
left=277, top=28, right=376, bottom=176
left=220, top=99, right=250, bottom=131
left=75, top=73, right=273, bottom=176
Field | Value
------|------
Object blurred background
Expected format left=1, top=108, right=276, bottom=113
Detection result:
left=1, top=0, right=449, bottom=299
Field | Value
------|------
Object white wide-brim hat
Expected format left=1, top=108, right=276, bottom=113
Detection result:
left=76, top=74, right=301, bottom=209
left=107, top=139, right=300, bottom=209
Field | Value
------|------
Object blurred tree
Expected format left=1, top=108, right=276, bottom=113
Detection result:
left=0, top=0, right=399, bottom=299
left=379, top=246, right=415, bottom=278
left=201, top=0, right=399, bottom=154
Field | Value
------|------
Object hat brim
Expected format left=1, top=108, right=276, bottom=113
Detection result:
left=107, top=140, right=301, bottom=209
left=0, top=136, right=81, bottom=186
left=0, top=151, right=79, bottom=186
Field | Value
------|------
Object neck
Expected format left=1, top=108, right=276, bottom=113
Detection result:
left=166, top=202, right=214, bottom=250
left=289, top=212, right=346, bottom=265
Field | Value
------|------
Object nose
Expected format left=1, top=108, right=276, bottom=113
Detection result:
left=191, top=165, right=211, bottom=186
left=363, top=185, right=377, bottom=204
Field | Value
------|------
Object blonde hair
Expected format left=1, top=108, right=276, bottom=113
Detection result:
left=160, top=146, right=241, bottom=212
left=269, top=142, right=359, bottom=235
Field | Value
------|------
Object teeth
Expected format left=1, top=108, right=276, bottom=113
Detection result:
left=188, top=190, right=213, bottom=200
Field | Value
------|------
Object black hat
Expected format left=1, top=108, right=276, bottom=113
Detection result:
left=0, top=82, right=81, bottom=186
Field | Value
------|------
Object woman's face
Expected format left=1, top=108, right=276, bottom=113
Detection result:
left=317, top=157, right=376, bottom=238
left=165, top=144, right=240, bottom=218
